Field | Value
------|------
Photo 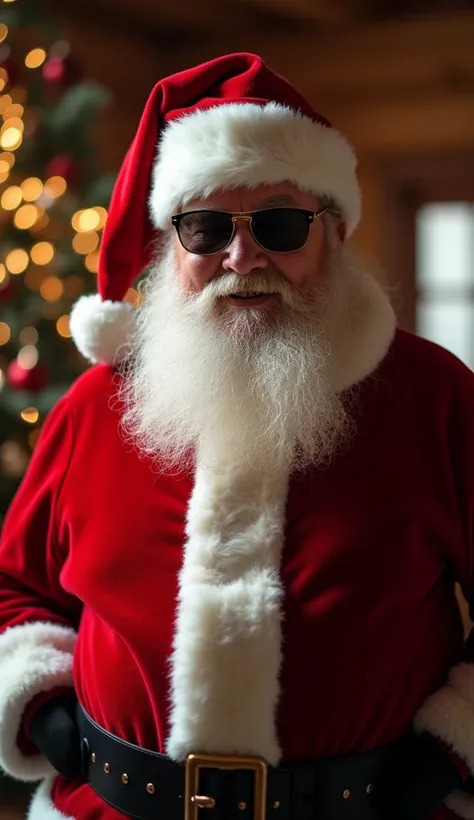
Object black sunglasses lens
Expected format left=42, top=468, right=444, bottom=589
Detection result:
left=177, top=211, right=233, bottom=254
left=252, top=209, right=311, bottom=252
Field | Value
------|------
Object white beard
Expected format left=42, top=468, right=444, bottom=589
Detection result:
left=118, top=234, right=390, bottom=474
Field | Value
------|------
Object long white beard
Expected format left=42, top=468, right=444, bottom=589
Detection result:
left=119, top=236, right=357, bottom=473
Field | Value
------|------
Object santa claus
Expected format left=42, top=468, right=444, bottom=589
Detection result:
left=0, top=53, right=473, bottom=820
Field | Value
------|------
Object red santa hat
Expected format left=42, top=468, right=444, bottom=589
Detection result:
left=70, top=52, right=361, bottom=365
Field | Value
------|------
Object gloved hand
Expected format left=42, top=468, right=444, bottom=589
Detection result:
left=394, top=733, right=464, bottom=820
left=29, top=694, right=81, bottom=778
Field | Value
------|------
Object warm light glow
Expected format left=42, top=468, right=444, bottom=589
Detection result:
left=0, top=159, right=10, bottom=175
left=44, top=175, right=67, bottom=198
left=0, top=25, right=8, bottom=43
left=17, top=345, right=39, bottom=370
left=0, top=126, right=22, bottom=150
left=72, top=231, right=99, bottom=255
left=21, top=177, right=42, bottom=201
left=19, top=326, right=39, bottom=346
left=0, top=95, right=12, bottom=115
left=0, top=369, right=4, bottom=390
left=21, top=408, right=39, bottom=425
left=3, top=0, right=19, bottom=4
left=0, top=73, right=6, bottom=93
left=2, top=103, right=23, bottom=120
left=56, top=314, right=71, bottom=338
left=85, top=250, right=99, bottom=273
left=77, top=208, right=100, bottom=232
left=1, top=116, right=24, bottom=133
left=5, top=248, right=28, bottom=274
left=0, top=323, right=11, bottom=345
left=30, top=211, right=49, bottom=233
left=30, top=241, right=54, bottom=265
left=94, top=206, right=107, bottom=230
left=0, top=151, right=15, bottom=168
left=14, top=203, right=39, bottom=230
left=0, top=263, right=6, bottom=284
left=0, top=168, right=8, bottom=183
left=1, top=184, right=22, bottom=209
left=40, top=275, right=63, bottom=302
left=25, top=48, right=47, bottom=69
left=125, top=288, right=139, bottom=306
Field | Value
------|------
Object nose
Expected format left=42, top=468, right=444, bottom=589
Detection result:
left=221, top=220, right=269, bottom=275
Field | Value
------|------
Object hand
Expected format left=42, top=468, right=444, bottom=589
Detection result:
left=29, top=695, right=81, bottom=778
left=394, top=733, right=464, bottom=820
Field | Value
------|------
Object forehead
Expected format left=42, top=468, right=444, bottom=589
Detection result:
left=185, top=181, right=320, bottom=212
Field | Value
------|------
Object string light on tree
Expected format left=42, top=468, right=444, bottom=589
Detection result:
left=0, top=2, right=113, bottom=512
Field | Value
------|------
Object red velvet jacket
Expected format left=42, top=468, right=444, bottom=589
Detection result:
left=0, top=328, right=473, bottom=820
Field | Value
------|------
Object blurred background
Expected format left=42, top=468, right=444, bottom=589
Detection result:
left=0, top=0, right=473, bottom=815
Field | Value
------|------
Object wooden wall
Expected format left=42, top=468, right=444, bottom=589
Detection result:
left=53, top=8, right=474, bottom=296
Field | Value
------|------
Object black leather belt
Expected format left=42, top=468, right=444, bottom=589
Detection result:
left=77, top=703, right=412, bottom=820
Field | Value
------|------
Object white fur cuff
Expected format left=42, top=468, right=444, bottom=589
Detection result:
left=415, top=663, right=474, bottom=819
left=0, top=621, right=77, bottom=781
left=28, top=777, right=75, bottom=819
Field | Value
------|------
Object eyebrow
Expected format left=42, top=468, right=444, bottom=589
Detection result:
left=257, top=195, right=299, bottom=208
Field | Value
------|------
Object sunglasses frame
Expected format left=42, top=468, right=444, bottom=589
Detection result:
left=171, top=206, right=334, bottom=256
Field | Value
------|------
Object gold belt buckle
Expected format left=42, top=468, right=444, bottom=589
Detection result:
left=185, top=752, right=268, bottom=820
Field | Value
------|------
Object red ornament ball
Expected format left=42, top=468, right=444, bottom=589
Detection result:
left=42, top=55, right=82, bottom=89
left=45, top=155, right=78, bottom=185
left=7, top=359, right=49, bottom=393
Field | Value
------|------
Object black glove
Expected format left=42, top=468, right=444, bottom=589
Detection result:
left=394, top=733, right=464, bottom=820
left=29, top=694, right=82, bottom=778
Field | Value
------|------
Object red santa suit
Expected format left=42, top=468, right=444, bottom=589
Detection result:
left=0, top=52, right=473, bottom=820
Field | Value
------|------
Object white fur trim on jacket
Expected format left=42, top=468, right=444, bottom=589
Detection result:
left=0, top=621, right=77, bottom=781
left=69, top=294, right=134, bottom=365
left=415, top=662, right=474, bottom=819
left=28, top=777, right=75, bottom=820
left=166, top=459, right=289, bottom=765
left=150, top=102, right=361, bottom=236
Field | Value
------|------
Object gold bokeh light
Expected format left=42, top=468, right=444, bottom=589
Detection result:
left=40, top=276, right=63, bottom=302
left=14, top=204, right=39, bottom=230
left=72, top=231, right=99, bottom=255
left=30, top=241, right=54, bottom=265
left=1, top=185, right=22, bottom=209
left=25, top=49, right=47, bottom=69
left=56, top=314, right=71, bottom=338
left=0, top=126, right=22, bottom=151
left=44, top=176, right=67, bottom=198
left=21, top=177, right=43, bottom=201
left=85, top=251, right=99, bottom=273
left=77, top=208, right=100, bottom=232
left=21, top=408, right=39, bottom=425
left=0, top=323, right=11, bottom=345
left=0, top=25, right=8, bottom=43
left=6, top=248, right=29, bottom=274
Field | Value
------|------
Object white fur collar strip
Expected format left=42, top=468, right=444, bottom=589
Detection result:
left=166, top=462, right=289, bottom=765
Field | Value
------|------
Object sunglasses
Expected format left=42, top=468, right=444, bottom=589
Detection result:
left=171, top=206, right=333, bottom=255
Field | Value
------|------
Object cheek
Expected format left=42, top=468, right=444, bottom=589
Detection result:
left=178, top=255, right=222, bottom=293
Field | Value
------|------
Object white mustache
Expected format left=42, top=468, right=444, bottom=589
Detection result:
left=196, top=271, right=296, bottom=305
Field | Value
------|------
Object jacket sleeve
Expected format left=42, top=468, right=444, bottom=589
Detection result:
left=414, top=362, right=474, bottom=819
left=0, top=392, right=81, bottom=781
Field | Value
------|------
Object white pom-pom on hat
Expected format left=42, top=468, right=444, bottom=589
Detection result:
left=69, top=294, right=134, bottom=366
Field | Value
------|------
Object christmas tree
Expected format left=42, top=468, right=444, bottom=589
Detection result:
left=0, top=0, right=116, bottom=523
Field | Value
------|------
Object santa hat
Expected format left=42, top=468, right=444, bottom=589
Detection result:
left=70, top=52, right=361, bottom=365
